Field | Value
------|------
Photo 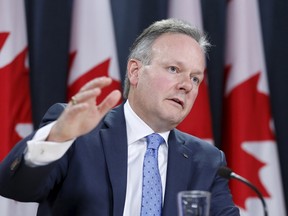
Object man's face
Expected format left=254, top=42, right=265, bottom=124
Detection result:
left=128, top=33, right=206, bottom=132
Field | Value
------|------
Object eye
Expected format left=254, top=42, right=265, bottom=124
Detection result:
left=168, top=66, right=179, bottom=74
left=191, top=76, right=200, bottom=85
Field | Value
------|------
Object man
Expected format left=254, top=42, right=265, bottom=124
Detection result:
left=0, top=19, right=239, bottom=215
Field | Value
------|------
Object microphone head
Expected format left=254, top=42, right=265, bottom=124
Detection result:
left=217, top=166, right=233, bottom=179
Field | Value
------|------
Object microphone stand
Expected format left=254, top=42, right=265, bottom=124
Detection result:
left=230, top=172, right=268, bottom=216
left=218, top=166, right=268, bottom=216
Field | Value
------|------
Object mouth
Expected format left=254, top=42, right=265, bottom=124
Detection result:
left=169, top=98, right=184, bottom=109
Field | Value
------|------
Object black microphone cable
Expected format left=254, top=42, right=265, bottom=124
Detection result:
left=217, top=166, right=268, bottom=216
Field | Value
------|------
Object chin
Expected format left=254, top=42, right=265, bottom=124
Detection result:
left=167, top=117, right=184, bottom=127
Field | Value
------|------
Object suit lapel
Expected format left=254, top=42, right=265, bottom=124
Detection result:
left=100, top=105, right=128, bottom=215
left=162, top=130, right=196, bottom=215
left=99, top=105, right=198, bottom=215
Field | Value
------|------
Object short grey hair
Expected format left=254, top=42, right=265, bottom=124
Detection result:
left=123, top=18, right=211, bottom=98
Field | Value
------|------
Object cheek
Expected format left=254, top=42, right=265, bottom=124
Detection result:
left=144, top=74, right=169, bottom=93
left=152, top=74, right=174, bottom=90
left=187, top=90, right=199, bottom=108
left=138, top=68, right=174, bottom=97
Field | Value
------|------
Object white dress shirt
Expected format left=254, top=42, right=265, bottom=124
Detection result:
left=24, top=101, right=169, bottom=215
left=123, top=101, right=169, bottom=215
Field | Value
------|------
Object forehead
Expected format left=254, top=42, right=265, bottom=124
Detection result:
left=151, top=33, right=205, bottom=67
left=153, top=32, right=201, bottom=49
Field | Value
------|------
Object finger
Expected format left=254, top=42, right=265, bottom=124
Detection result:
left=69, top=88, right=101, bottom=107
left=65, top=102, right=90, bottom=117
left=97, top=90, right=122, bottom=115
left=79, top=77, right=112, bottom=92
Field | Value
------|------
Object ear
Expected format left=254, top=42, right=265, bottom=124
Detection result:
left=127, top=59, right=142, bottom=86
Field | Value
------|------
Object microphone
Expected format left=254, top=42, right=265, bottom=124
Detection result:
left=217, top=166, right=268, bottom=216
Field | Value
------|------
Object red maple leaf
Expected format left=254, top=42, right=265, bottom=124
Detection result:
left=0, top=32, right=9, bottom=50
left=0, top=32, right=32, bottom=161
left=222, top=65, right=273, bottom=208
left=67, top=52, right=122, bottom=105
left=177, top=70, right=213, bottom=140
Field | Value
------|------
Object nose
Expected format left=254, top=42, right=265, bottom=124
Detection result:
left=177, top=74, right=193, bottom=93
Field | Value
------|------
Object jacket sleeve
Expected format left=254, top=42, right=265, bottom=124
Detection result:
left=0, top=103, right=70, bottom=202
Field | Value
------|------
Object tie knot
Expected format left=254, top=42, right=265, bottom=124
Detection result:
left=146, top=133, right=164, bottom=150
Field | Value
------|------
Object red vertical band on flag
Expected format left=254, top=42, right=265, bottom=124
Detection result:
left=223, top=0, right=286, bottom=215
left=0, top=1, right=38, bottom=215
left=0, top=46, right=32, bottom=161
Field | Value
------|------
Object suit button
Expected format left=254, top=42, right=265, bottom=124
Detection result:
left=10, top=158, right=21, bottom=171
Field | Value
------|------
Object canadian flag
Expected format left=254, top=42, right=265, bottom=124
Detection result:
left=168, top=0, right=213, bottom=144
left=223, top=0, right=286, bottom=215
left=67, top=0, right=121, bottom=103
left=0, top=0, right=38, bottom=215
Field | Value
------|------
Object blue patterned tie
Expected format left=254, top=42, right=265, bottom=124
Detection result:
left=141, top=133, right=164, bottom=216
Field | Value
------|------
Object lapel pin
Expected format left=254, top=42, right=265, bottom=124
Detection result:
left=182, top=153, right=188, bottom=158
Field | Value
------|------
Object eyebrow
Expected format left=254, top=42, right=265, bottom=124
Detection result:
left=191, top=71, right=204, bottom=75
left=172, top=60, right=204, bottom=72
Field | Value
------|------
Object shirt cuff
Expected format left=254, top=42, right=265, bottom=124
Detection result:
left=25, top=121, right=75, bottom=166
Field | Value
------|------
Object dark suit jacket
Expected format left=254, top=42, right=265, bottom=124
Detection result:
left=0, top=103, right=239, bottom=216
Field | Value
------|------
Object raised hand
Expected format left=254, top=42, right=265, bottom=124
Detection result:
left=47, top=76, right=121, bottom=142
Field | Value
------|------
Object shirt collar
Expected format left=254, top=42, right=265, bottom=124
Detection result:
left=124, top=100, right=170, bottom=146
